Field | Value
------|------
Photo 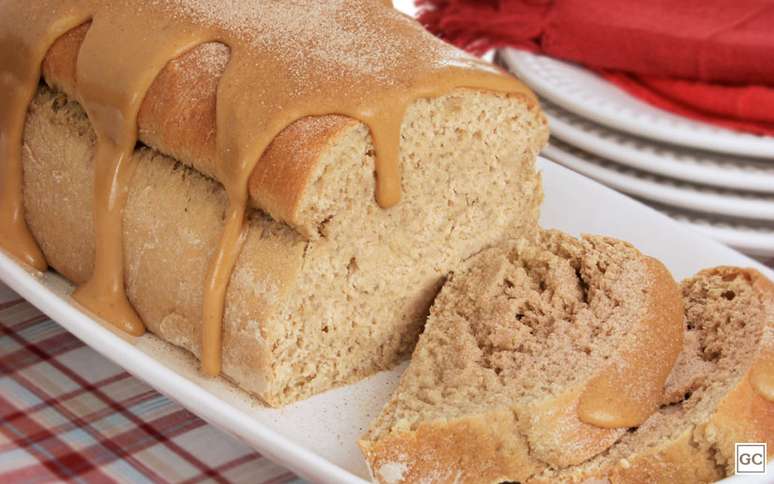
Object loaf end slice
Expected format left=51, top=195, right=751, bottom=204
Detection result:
left=359, top=231, right=684, bottom=483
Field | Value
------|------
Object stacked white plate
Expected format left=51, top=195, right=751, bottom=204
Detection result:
left=498, top=48, right=774, bottom=259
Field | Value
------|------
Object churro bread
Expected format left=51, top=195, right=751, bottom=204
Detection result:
left=360, top=231, right=684, bottom=483
left=535, top=267, right=774, bottom=484
left=1, top=1, right=548, bottom=406
left=19, top=67, right=545, bottom=406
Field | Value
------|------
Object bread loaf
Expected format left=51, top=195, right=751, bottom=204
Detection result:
left=535, top=266, right=774, bottom=483
left=359, top=230, right=684, bottom=483
left=2, top=0, right=546, bottom=402
left=22, top=81, right=545, bottom=406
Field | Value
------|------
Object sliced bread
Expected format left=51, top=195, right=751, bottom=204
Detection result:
left=359, top=230, right=684, bottom=483
left=536, top=266, right=774, bottom=483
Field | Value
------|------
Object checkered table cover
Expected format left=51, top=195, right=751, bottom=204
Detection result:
left=0, top=283, right=304, bottom=483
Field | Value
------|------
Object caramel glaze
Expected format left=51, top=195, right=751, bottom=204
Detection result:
left=0, top=3, right=92, bottom=271
left=71, top=4, right=220, bottom=337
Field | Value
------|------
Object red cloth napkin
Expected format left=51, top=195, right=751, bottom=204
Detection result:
left=601, top=73, right=774, bottom=136
left=418, top=0, right=774, bottom=136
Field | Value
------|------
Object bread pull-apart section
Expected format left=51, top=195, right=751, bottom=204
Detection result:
left=359, top=230, right=684, bottom=483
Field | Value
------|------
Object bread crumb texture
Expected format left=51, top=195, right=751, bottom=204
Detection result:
left=361, top=231, right=687, bottom=483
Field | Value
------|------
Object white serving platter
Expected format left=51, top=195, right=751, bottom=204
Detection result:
left=544, top=141, right=774, bottom=222
left=1, top=158, right=770, bottom=483
left=541, top=99, right=774, bottom=193
left=500, top=49, right=774, bottom=159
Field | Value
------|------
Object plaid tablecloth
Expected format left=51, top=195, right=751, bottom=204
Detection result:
left=0, top=283, right=303, bottom=483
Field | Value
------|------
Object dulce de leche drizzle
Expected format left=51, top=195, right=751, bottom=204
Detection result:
left=71, top=3, right=219, bottom=337
left=0, top=3, right=91, bottom=271
left=0, top=0, right=532, bottom=375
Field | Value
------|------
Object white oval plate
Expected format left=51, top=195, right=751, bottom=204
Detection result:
left=543, top=141, right=774, bottom=222
left=542, top=99, right=774, bottom=193
left=500, top=49, right=774, bottom=159
left=0, top=159, right=769, bottom=484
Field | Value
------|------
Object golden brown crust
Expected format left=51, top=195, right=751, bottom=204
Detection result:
left=528, top=430, right=723, bottom=484
left=708, top=363, right=774, bottom=472
left=248, top=115, right=356, bottom=230
left=584, top=430, right=722, bottom=484
left=593, top=369, right=773, bottom=482
left=704, top=268, right=774, bottom=471
left=521, top=385, right=625, bottom=468
left=578, top=257, right=684, bottom=428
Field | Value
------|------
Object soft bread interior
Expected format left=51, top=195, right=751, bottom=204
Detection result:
left=261, top=88, right=547, bottom=401
left=22, top=85, right=546, bottom=405
left=361, top=231, right=665, bottom=481
left=666, top=269, right=767, bottom=404
left=366, top=232, right=649, bottom=431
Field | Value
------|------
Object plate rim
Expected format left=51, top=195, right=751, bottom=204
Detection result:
left=500, top=48, right=774, bottom=159
left=676, top=218, right=774, bottom=257
left=543, top=142, right=774, bottom=221
left=541, top=101, right=774, bottom=194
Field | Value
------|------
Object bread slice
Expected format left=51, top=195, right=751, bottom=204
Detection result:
left=21, top=79, right=545, bottom=406
left=359, top=230, right=684, bottom=483
left=535, top=266, right=774, bottom=483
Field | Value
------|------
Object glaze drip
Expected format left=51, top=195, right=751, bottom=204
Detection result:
left=0, top=3, right=92, bottom=271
